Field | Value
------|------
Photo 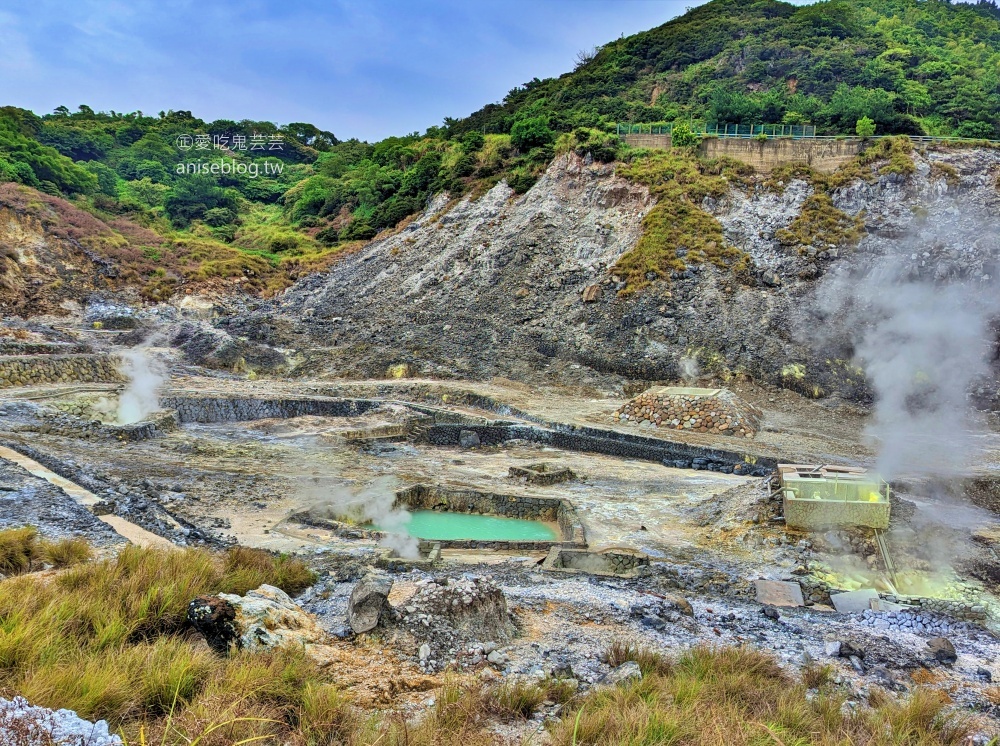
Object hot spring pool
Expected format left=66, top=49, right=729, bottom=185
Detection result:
left=372, top=510, right=558, bottom=541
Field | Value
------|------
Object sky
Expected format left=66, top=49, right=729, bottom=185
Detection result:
left=0, top=0, right=714, bottom=141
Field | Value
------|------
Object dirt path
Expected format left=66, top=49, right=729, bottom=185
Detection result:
left=0, top=445, right=176, bottom=550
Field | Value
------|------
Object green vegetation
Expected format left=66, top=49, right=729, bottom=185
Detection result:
left=856, top=116, right=877, bottom=139
left=453, top=0, right=1000, bottom=140
left=613, top=149, right=751, bottom=292
left=0, top=526, right=93, bottom=575
left=2, top=0, right=999, bottom=301
left=0, top=536, right=976, bottom=744
left=775, top=193, right=865, bottom=254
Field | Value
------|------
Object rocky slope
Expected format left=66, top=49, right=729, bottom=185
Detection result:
left=213, top=146, right=1000, bottom=403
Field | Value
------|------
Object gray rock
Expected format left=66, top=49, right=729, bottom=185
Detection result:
left=419, top=643, right=431, bottom=661
left=824, top=641, right=842, bottom=658
left=458, top=430, right=481, bottom=448
left=348, top=573, right=393, bottom=634
left=926, top=636, right=957, bottom=665
left=601, top=661, right=643, bottom=687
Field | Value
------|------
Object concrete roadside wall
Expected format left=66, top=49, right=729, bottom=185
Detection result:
left=700, top=137, right=864, bottom=173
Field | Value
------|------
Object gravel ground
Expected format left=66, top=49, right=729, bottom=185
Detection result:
left=297, top=557, right=1000, bottom=736
left=0, top=457, right=123, bottom=547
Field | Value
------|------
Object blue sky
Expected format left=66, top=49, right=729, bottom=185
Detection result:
left=0, top=0, right=715, bottom=141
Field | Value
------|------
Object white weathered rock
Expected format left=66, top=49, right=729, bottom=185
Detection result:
left=218, top=584, right=328, bottom=651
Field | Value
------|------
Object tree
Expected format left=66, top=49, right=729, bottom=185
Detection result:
left=163, top=176, right=236, bottom=226
left=510, top=116, right=554, bottom=151
left=856, top=116, right=876, bottom=138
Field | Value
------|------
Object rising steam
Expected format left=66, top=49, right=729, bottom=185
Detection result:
left=305, top=475, right=419, bottom=558
left=116, top=347, right=167, bottom=424
left=679, top=355, right=700, bottom=383
left=811, top=232, right=1000, bottom=479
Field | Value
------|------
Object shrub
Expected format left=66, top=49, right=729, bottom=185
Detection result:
left=510, top=116, right=554, bottom=151
left=670, top=121, right=699, bottom=148
left=856, top=116, right=876, bottom=139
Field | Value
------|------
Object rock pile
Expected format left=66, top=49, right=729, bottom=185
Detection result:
left=392, top=575, right=516, bottom=672
left=615, top=387, right=761, bottom=437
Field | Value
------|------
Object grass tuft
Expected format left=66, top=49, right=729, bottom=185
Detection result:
left=0, top=527, right=40, bottom=575
left=551, top=645, right=973, bottom=746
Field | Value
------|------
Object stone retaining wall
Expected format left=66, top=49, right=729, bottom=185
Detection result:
left=25, top=410, right=179, bottom=442
left=888, top=594, right=990, bottom=624
left=160, top=395, right=383, bottom=423
left=0, top=355, right=123, bottom=388
left=543, top=547, right=650, bottom=577
left=508, top=462, right=576, bottom=485
left=392, top=483, right=586, bottom=550
left=0, top=342, right=90, bottom=356
left=427, top=423, right=774, bottom=476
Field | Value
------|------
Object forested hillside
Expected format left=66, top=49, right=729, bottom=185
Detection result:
left=1, top=0, right=1000, bottom=305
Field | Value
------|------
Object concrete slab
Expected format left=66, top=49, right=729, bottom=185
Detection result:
left=755, top=579, right=805, bottom=607
left=830, top=588, right=880, bottom=614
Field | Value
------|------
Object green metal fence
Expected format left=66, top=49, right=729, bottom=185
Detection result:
left=615, top=123, right=817, bottom=138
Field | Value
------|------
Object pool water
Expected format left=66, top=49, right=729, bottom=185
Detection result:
left=371, top=510, right=557, bottom=541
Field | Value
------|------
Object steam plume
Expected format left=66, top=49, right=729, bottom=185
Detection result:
left=116, top=347, right=166, bottom=425
left=305, top=476, right=419, bottom=558
left=812, top=233, right=999, bottom=479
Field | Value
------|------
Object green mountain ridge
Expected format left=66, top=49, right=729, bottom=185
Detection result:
left=1, top=0, right=1000, bottom=307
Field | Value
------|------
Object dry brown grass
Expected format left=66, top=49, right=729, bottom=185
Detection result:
left=550, top=644, right=973, bottom=746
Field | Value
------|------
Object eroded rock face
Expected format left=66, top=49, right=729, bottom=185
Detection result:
left=188, top=585, right=327, bottom=653
left=348, top=573, right=393, bottom=634
left=233, top=148, right=1000, bottom=402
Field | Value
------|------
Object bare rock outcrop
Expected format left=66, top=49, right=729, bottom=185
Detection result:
left=188, top=584, right=327, bottom=653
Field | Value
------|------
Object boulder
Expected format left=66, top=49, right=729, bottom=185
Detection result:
left=348, top=574, right=393, bottom=634
left=755, top=579, right=804, bottom=607
left=927, top=637, right=957, bottom=665
left=458, top=429, right=481, bottom=448
left=601, top=661, right=642, bottom=687
left=187, top=595, right=239, bottom=654
left=188, top=585, right=327, bottom=654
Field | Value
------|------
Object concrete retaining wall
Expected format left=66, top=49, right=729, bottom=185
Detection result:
left=621, top=134, right=865, bottom=174
left=623, top=133, right=672, bottom=149
left=0, top=355, right=123, bottom=388
left=700, top=137, right=864, bottom=173
left=427, top=423, right=774, bottom=476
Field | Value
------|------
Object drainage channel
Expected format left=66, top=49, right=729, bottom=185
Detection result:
left=0, top=445, right=176, bottom=550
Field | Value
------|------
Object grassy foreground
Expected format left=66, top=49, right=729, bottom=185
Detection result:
left=0, top=530, right=981, bottom=745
